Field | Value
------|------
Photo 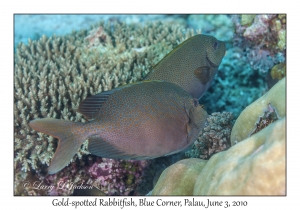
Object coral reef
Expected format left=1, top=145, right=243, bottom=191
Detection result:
left=185, top=112, right=234, bottom=159
left=14, top=15, right=187, bottom=47
left=232, top=14, right=286, bottom=73
left=200, top=46, right=267, bottom=118
left=194, top=117, right=286, bottom=195
left=83, top=158, right=149, bottom=195
left=152, top=117, right=286, bottom=195
left=249, top=103, right=279, bottom=136
left=15, top=156, right=149, bottom=196
left=187, top=15, right=234, bottom=42
left=84, top=26, right=107, bottom=48
left=151, top=158, right=207, bottom=195
left=190, top=14, right=284, bottom=117
left=230, top=77, right=285, bottom=145
left=15, top=14, right=286, bottom=196
left=199, top=14, right=286, bottom=117
left=240, top=15, right=255, bottom=26
left=134, top=153, right=186, bottom=195
left=270, top=62, right=286, bottom=80
left=14, top=20, right=200, bottom=195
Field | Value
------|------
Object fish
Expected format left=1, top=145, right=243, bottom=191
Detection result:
left=144, top=34, right=226, bottom=99
left=29, top=81, right=208, bottom=174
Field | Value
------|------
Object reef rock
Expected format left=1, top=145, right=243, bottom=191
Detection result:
left=151, top=158, right=207, bottom=195
left=152, top=117, right=285, bottom=195
left=230, top=77, right=285, bottom=145
left=194, top=117, right=285, bottom=195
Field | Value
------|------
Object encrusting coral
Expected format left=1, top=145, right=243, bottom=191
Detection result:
left=14, top=20, right=200, bottom=195
left=186, top=112, right=234, bottom=159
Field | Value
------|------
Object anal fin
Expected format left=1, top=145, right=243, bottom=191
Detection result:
left=88, top=136, right=154, bottom=160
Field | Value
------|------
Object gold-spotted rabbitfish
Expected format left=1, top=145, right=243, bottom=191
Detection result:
left=144, top=34, right=226, bottom=99
left=30, top=81, right=207, bottom=174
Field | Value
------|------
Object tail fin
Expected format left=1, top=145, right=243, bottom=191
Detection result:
left=29, top=118, right=86, bottom=174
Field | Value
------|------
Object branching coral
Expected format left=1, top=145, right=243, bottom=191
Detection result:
left=14, top=20, right=199, bottom=195
left=186, top=112, right=234, bottom=160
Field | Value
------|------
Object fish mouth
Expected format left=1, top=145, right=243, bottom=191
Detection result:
left=206, top=53, right=219, bottom=68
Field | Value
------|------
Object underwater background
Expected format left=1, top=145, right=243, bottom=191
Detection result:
left=14, top=14, right=286, bottom=195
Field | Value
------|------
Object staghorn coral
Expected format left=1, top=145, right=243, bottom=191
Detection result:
left=186, top=112, right=233, bottom=160
left=230, top=77, right=285, bottom=145
left=14, top=20, right=200, bottom=195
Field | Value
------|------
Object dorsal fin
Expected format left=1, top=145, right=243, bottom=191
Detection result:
left=144, top=36, right=195, bottom=77
left=78, top=89, right=117, bottom=120
left=78, top=81, right=163, bottom=120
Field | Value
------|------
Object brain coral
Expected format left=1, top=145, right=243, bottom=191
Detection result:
left=14, top=20, right=199, bottom=195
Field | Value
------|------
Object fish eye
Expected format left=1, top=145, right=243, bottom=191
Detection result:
left=213, top=41, right=218, bottom=50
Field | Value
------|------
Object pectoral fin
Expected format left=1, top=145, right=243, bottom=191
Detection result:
left=194, top=66, right=211, bottom=85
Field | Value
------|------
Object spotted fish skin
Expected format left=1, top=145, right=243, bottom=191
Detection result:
left=29, top=81, right=207, bottom=174
left=144, top=34, right=226, bottom=99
